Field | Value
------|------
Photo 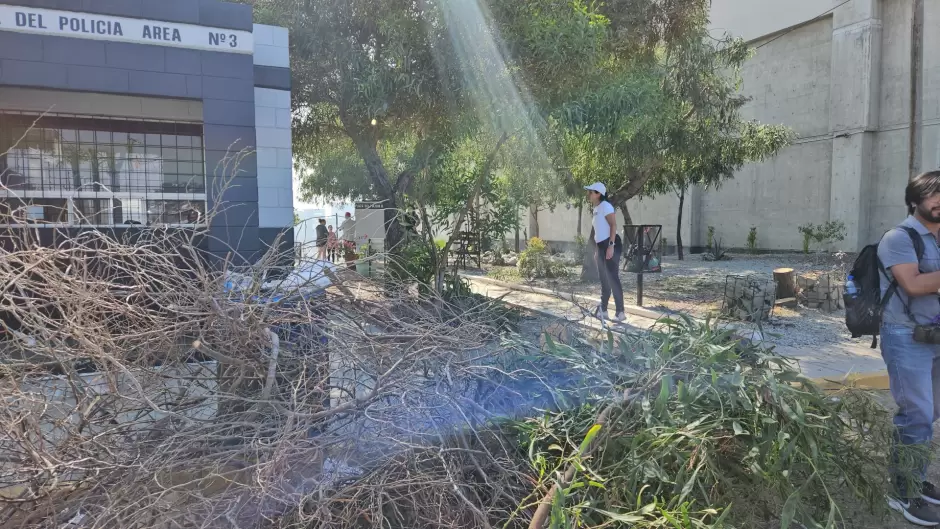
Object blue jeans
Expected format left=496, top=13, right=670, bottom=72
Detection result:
left=881, top=323, right=940, bottom=498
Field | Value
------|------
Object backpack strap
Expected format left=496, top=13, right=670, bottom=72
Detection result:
left=901, top=226, right=927, bottom=265
left=879, top=226, right=927, bottom=324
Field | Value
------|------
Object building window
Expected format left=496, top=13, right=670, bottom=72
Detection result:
left=0, top=113, right=206, bottom=227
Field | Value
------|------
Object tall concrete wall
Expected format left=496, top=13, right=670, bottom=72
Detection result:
left=709, top=0, right=842, bottom=42
left=700, top=17, right=834, bottom=251
left=870, top=0, right=913, bottom=238
left=534, top=0, right=923, bottom=253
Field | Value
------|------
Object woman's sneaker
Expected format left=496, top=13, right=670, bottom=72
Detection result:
left=888, top=496, right=940, bottom=526
left=594, top=305, right=607, bottom=321
left=614, top=312, right=627, bottom=322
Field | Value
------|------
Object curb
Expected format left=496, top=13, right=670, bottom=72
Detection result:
left=809, top=371, right=890, bottom=391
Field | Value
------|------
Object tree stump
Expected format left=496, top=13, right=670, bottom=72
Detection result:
left=773, top=268, right=797, bottom=299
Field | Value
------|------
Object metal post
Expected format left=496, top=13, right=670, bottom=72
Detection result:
left=637, top=274, right=644, bottom=307
left=635, top=227, right=644, bottom=306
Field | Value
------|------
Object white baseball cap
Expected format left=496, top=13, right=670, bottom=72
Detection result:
left=584, top=182, right=607, bottom=195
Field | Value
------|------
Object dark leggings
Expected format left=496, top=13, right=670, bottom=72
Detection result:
left=596, top=239, right=624, bottom=313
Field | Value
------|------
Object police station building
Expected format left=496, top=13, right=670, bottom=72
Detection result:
left=0, top=0, right=294, bottom=264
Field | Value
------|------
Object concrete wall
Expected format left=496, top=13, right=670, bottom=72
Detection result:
left=533, top=0, right=921, bottom=253
left=701, top=17, right=835, bottom=250
left=709, top=0, right=842, bottom=42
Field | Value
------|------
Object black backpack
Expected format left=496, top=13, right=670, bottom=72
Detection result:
left=845, top=226, right=924, bottom=348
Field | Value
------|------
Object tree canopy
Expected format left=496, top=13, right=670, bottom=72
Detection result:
left=246, top=0, right=789, bottom=255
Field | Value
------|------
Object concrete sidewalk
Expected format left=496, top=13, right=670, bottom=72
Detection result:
left=465, top=274, right=889, bottom=386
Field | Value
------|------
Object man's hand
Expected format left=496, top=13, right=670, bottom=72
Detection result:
left=606, top=246, right=614, bottom=260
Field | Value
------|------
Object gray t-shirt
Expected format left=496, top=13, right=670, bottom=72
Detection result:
left=877, top=216, right=940, bottom=326
left=340, top=218, right=356, bottom=241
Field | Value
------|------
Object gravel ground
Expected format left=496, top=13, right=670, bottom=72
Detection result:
left=481, top=251, right=872, bottom=351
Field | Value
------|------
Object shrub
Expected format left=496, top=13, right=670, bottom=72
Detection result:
left=517, top=237, right=568, bottom=279
left=706, top=226, right=716, bottom=249
left=518, top=317, right=891, bottom=528
left=574, top=234, right=586, bottom=258
left=798, top=221, right=846, bottom=254
left=387, top=238, right=435, bottom=288
left=747, top=226, right=758, bottom=253
left=703, top=236, right=731, bottom=262
left=487, top=266, right=522, bottom=283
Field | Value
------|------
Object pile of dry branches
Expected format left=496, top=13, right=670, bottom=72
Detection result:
left=0, top=213, right=552, bottom=528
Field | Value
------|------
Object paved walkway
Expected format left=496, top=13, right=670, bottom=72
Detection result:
left=465, top=275, right=889, bottom=384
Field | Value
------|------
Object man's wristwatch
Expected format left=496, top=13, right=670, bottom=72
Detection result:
left=608, top=239, right=615, bottom=247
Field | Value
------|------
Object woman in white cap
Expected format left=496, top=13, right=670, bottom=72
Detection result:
left=585, top=182, right=626, bottom=322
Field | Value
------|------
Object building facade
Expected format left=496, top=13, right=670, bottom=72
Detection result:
left=0, top=0, right=294, bottom=264
left=535, top=0, right=928, bottom=253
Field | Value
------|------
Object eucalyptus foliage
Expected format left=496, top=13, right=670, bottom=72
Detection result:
left=511, top=317, right=891, bottom=528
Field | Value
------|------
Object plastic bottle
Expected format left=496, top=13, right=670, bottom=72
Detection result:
left=845, top=275, right=858, bottom=296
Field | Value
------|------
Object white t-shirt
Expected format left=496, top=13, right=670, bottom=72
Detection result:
left=592, top=201, right=616, bottom=243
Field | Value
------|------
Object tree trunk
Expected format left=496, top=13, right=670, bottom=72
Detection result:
left=618, top=201, right=632, bottom=227
left=350, top=136, right=406, bottom=254
left=618, top=200, right=631, bottom=250
left=576, top=203, right=583, bottom=238
left=529, top=205, right=540, bottom=239
left=579, top=227, right=599, bottom=281
left=773, top=268, right=797, bottom=299
left=676, top=187, right=685, bottom=261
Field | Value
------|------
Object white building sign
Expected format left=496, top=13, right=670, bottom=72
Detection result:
left=0, top=5, right=253, bottom=54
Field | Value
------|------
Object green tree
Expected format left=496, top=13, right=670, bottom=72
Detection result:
left=488, top=0, right=744, bottom=280
left=535, top=3, right=793, bottom=278
left=249, top=0, right=468, bottom=253
left=642, top=35, right=794, bottom=260
left=406, top=131, right=509, bottom=294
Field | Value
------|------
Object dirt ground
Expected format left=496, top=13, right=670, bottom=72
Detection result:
left=480, top=251, right=874, bottom=351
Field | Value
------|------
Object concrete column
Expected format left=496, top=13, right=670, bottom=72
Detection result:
left=828, top=0, right=882, bottom=250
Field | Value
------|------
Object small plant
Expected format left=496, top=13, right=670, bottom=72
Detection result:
left=573, top=234, right=586, bottom=257
left=661, top=237, right=667, bottom=256
left=798, top=225, right=814, bottom=254
left=703, top=237, right=731, bottom=262
left=798, top=221, right=847, bottom=254
left=518, top=237, right=567, bottom=280
left=706, top=226, right=715, bottom=248
left=342, top=240, right=358, bottom=258
left=746, top=227, right=757, bottom=253
left=491, top=246, right=506, bottom=266
left=386, top=238, right=434, bottom=288
left=486, top=266, right=521, bottom=282
left=356, top=237, right=373, bottom=258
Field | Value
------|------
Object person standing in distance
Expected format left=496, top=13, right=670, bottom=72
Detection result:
left=315, top=219, right=329, bottom=261
left=340, top=212, right=357, bottom=244
left=585, top=183, right=626, bottom=322
left=880, top=170, right=940, bottom=526
left=326, top=225, right=337, bottom=262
